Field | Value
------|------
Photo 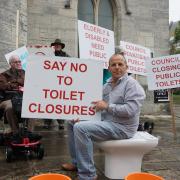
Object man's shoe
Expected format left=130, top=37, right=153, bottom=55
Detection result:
left=61, top=163, right=77, bottom=171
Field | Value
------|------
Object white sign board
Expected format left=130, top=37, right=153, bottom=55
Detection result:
left=78, top=20, right=115, bottom=68
left=22, top=55, right=103, bottom=120
left=120, top=41, right=151, bottom=76
left=5, top=46, right=29, bottom=70
left=146, top=54, right=180, bottom=90
left=27, top=45, right=54, bottom=57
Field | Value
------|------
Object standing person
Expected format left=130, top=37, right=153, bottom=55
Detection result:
left=51, top=38, right=70, bottom=57
left=44, top=39, right=70, bottom=130
left=0, top=55, right=38, bottom=141
left=61, top=53, right=146, bottom=180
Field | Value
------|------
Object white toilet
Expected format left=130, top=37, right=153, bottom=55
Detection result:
left=97, top=131, right=158, bottom=179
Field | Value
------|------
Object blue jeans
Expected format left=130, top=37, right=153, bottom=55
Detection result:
left=67, top=120, right=128, bottom=180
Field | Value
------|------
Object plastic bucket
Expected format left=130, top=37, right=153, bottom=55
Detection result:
left=125, top=172, right=164, bottom=180
left=29, top=173, right=72, bottom=180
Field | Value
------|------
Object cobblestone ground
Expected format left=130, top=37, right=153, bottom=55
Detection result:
left=0, top=104, right=180, bottom=180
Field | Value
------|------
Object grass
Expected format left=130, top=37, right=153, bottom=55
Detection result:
left=173, top=94, right=180, bottom=104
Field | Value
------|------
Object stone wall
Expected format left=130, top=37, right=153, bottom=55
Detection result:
left=0, top=0, right=27, bottom=72
left=27, top=0, right=77, bottom=57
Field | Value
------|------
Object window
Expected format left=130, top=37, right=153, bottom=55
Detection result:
left=98, top=0, right=113, bottom=30
left=78, top=0, right=114, bottom=30
left=78, top=0, right=94, bottom=24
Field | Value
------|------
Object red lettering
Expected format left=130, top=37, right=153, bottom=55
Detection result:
left=89, top=106, right=96, bottom=115
left=72, top=106, right=80, bottom=115
left=43, top=89, right=50, bottom=98
left=37, top=103, right=45, bottom=113
left=55, top=104, right=62, bottom=114
left=43, top=60, right=51, bottom=69
left=28, top=103, right=96, bottom=116
left=46, top=104, right=54, bottom=113
left=29, top=103, right=37, bottom=112
left=80, top=106, right=88, bottom=115
left=70, top=63, right=87, bottom=72
left=57, top=75, right=73, bottom=85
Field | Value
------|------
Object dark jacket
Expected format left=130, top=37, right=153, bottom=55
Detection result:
left=55, top=50, right=70, bottom=57
left=0, top=68, right=25, bottom=91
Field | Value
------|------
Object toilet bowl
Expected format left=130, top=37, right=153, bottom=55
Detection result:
left=97, top=131, right=158, bottom=179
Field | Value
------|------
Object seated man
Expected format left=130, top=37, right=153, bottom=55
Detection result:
left=0, top=55, right=39, bottom=141
left=62, top=53, right=146, bottom=180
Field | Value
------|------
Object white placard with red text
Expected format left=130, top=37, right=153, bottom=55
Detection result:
left=146, top=54, right=180, bottom=90
left=120, top=41, right=151, bottom=76
left=78, top=20, right=115, bottom=69
left=21, top=55, right=103, bottom=120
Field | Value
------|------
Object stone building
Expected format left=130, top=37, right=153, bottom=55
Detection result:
left=0, top=0, right=169, bottom=114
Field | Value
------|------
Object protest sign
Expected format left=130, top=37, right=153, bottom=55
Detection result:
left=27, top=45, right=54, bottom=56
left=21, top=55, right=103, bottom=120
left=146, top=54, right=180, bottom=90
left=78, top=20, right=115, bottom=68
left=5, top=46, right=29, bottom=70
left=120, top=41, right=151, bottom=76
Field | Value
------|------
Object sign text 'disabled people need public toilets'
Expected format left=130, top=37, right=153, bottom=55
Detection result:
left=21, top=55, right=103, bottom=120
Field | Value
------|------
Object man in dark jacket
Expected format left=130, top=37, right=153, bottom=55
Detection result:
left=44, top=39, right=70, bottom=129
left=0, top=55, right=25, bottom=136
left=0, top=55, right=38, bottom=141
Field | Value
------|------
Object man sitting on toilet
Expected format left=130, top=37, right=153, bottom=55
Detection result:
left=61, top=53, right=146, bottom=180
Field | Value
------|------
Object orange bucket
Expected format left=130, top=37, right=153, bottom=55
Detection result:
left=125, top=172, right=164, bottom=180
left=29, top=173, right=72, bottom=180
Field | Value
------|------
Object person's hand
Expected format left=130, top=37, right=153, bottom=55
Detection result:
left=19, top=86, right=24, bottom=92
left=10, top=79, right=17, bottom=83
left=70, top=118, right=80, bottom=124
left=91, top=100, right=108, bottom=112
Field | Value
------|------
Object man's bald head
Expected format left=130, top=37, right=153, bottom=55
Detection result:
left=109, top=53, right=127, bottom=66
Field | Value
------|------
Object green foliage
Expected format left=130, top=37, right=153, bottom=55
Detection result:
left=173, top=94, right=180, bottom=104
left=173, top=88, right=180, bottom=95
left=170, top=44, right=176, bottom=54
left=174, top=49, right=180, bottom=54
left=174, top=22, right=180, bottom=43
left=170, top=21, right=180, bottom=54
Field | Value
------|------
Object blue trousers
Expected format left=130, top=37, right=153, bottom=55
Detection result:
left=67, top=120, right=128, bottom=180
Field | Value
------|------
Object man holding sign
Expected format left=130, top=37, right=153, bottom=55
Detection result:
left=62, top=53, right=146, bottom=180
